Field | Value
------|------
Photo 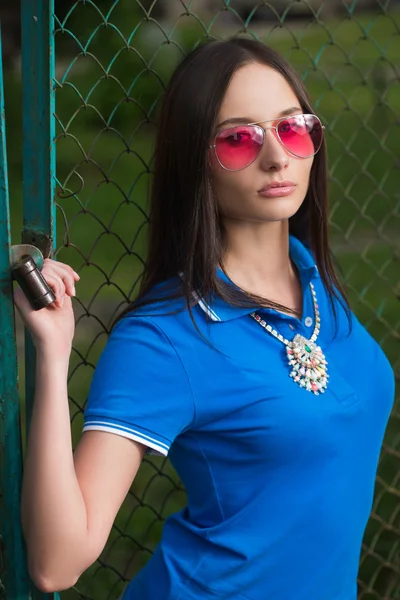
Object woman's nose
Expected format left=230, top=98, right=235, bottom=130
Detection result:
left=258, top=129, right=289, bottom=171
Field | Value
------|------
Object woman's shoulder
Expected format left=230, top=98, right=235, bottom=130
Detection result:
left=112, top=276, right=189, bottom=333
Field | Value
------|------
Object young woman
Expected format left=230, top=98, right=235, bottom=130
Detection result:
left=15, top=38, right=395, bottom=600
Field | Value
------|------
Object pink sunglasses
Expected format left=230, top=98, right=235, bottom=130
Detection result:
left=209, top=113, right=324, bottom=171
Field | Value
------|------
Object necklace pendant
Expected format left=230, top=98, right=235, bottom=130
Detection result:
left=286, top=334, right=329, bottom=395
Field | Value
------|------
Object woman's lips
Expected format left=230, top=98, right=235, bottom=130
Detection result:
left=258, top=182, right=296, bottom=198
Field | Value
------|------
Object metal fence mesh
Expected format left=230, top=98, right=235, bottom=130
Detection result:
left=51, top=1, right=399, bottom=598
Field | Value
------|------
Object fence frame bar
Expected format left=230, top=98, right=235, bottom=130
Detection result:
left=21, top=1, right=58, bottom=598
left=0, top=23, right=31, bottom=600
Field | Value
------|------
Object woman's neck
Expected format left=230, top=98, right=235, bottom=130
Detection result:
left=221, top=219, right=302, bottom=313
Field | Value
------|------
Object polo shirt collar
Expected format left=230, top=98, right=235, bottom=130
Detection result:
left=197, top=234, right=320, bottom=323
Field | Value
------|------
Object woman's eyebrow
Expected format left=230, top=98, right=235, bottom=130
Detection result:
left=216, top=106, right=303, bottom=129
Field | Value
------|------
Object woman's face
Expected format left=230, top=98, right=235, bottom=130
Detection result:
left=210, top=62, right=314, bottom=224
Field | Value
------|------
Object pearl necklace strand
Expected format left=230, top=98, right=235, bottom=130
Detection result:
left=250, top=282, right=329, bottom=395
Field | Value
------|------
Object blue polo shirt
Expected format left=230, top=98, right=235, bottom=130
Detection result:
left=83, top=234, right=395, bottom=600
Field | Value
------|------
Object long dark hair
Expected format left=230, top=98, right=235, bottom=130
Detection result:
left=114, top=37, right=351, bottom=335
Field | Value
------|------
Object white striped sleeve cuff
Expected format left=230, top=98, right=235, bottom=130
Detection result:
left=82, top=418, right=170, bottom=457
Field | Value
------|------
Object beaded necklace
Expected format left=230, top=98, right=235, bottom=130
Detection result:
left=250, top=282, right=329, bottom=395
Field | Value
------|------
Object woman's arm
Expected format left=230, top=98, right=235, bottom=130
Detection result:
left=22, top=349, right=146, bottom=593
left=15, top=260, right=146, bottom=593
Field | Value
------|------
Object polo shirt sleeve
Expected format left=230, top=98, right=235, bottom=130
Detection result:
left=82, top=315, right=195, bottom=456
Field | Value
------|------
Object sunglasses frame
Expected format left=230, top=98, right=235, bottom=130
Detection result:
left=209, top=113, right=325, bottom=172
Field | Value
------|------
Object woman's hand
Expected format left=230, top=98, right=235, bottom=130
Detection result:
left=13, top=258, right=80, bottom=355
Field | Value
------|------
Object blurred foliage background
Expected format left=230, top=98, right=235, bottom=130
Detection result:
left=2, top=0, right=399, bottom=598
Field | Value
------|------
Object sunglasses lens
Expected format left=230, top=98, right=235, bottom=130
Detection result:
left=214, top=125, right=264, bottom=170
left=277, top=114, right=323, bottom=158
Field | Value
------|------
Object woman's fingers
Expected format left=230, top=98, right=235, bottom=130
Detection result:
left=42, top=259, right=79, bottom=280
left=44, top=259, right=80, bottom=282
left=13, top=260, right=76, bottom=351
left=42, top=260, right=80, bottom=303
left=41, top=270, right=66, bottom=307
left=14, top=258, right=80, bottom=311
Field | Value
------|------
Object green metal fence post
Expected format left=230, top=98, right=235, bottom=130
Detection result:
left=21, top=1, right=58, bottom=599
left=0, top=23, right=30, bottom=600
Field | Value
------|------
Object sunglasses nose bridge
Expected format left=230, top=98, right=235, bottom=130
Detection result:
left=257, top=127, right=291, bottom=169
left=261, top=124, right=287, bottom=153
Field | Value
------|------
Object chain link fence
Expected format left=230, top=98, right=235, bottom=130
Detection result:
left=15, top=0, right=400, bottom=598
